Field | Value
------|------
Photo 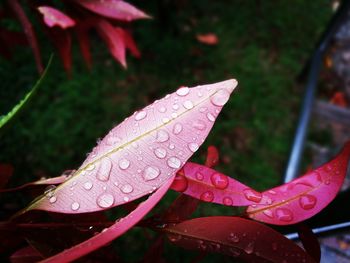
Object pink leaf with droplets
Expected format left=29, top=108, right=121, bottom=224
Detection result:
left=17, top=79, right=237, bottom=216
left=76, top=0, right=151, bottom=22
left=246, top=141, right=350, bottom=225
left=38, top=6, right=75, bottom=29
left=171, top=162, right=263, bottom=206
left=39, top=177, right=174, bottom=263
left=163, top=216, right=315, bottom=262
left=95, top=19, right=126, bottom=68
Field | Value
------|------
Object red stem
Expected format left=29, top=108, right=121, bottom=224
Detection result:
left=7, top=0, right=43, bottom=74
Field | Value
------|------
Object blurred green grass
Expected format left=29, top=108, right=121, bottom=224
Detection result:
left=0, top=0, right=333, bottom=261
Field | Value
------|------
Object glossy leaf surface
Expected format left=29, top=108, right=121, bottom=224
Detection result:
left=172, top=162, right=263, bottom=206
left=247, top=142, right=350, bottom=225
left=20, top=79, right=237, bottom=215
left=38, top=6, right=75, bottom=29
left=76, top=0, right=150, bottom=21
left=164, top=216, right=315, bottom=262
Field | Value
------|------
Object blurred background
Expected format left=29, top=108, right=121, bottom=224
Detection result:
left=2, top=0, right=350, bottom=262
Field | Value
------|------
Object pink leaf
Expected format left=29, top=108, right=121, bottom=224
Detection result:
left=17, top=79, right=237, bottom=215
left=10, top=246, right=43, bottom=263
left=95, top=19, right=126, bottom=68
left=246, top=141, right=350, bottom=225
left=116, top=28, right=141, bottom=58
left=163, top=216, right=315, bottom=262
left=37, top=6, right=75, bottom=29
left=204, top=145, right=219, bottom=168
left=39, top=176, right=174, bottom=263
left=171, top=162, right=262, bottom=206
left=76, top=0, right=151, bottom=22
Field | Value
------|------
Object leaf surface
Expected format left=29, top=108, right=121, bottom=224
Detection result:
left=38, top=6, right=75, bottom=29
left=20, top=79, right=237, bottom=215
left=76, top=0, right=150, bottom=21
left=163, top=216, right=315, bottom=263
left=246, top=142, right=350, bottom=225
left=40, top=176, right=174, bottom=263
left=172, top=162, right=262, bottom=206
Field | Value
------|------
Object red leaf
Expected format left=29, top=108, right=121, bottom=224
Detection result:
left=246, top=141, right=350, bottom=225
left=0, top=163, right=14, bottom=189
left=196, top=33, right=219, bottom=45
left=204, top=145, right=219, bottom=168
left=16, top=80, right=237, bottom=215
left=10, top=246, right=43, bottom=263
left=95, top=19, right=126, bottom=68
left=116, top=28, right=141, bottom=58
left=45, top=28, right=72, bottom=75
left=172, top=162, right=262, bottom=206
left=39, top=176, right=174, bottom=263
left=163, top=216, right=315, bottom=262
left=37, top=6, right=75, bottom=29
left=76, top=0, right=151, bottom=22
left=75, top=21, right=92, bottom=69
left=297, top=224, right=321, bottom=262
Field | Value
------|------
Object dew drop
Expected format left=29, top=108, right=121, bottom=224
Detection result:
left=171, top=112, right=178, bottom=118
left=44, top=185, right=56, bottom=197
left=135, top=110, right=147, bottom=121
left=200, top=191, right=214, bottom=202
left=276, top=208, right=293, bottom=222
left=206, top=112, right=215, bottom=122
left=106, top=136, right=122, bottom=146
left=299, top=194, right=317, bottom=210
left=223, top=197, right=233, bottom=206
left=243, top=189, right=262, bottom=203
left=156, top=130, right=169, bottom=142
left=168, top=233, right=182, bottom=242
left=49, top=196, right=57, bottom=203
left=210, top=173, right=229, bottom=189
left=143, top=166, right=160, bottom=181
left=196, top=172, right=204, bottom=181
left=211, top=89, right=230, bottom=106
left=123, top=196, right=130, bottom=202
left=118, top=158, right=130, bottom=170
left=228, top=233, right=239, bottom=243
left=132, top=142, right=139, bottom=149
left=262, top=209, right=274, bottom=218
left=173, top=123, right=183, bottom=135
left=199, top=107, right=207, bottom=113
left=183, top=100, right=194, bottom=109
left=167, top=156, right=182, bottom=168
left=83, top=181, right=93, bottom=190
left=97, top=158, right=112, bottom=181
left=158, top=107, right=167, bottom=113
left=244, top=242, right=254, bottom=255
left=154, top=147, right=167, bottom=159
left=71, top=202, right=80, bottom=211
left=121, top=184, right=134, bottom=194
left=86, top=164, right=95, bottom=171
left=176, top=87, right=190, bottom=96
left=162, top=118, right=170, bottom=124
left=97, top=193, right=114, bottom=208
left=192, top=120, right=206, bottom=130
left=169, top=143, right=175, bottom=150
left=172, top=104, right=179, bottom=110
left=188, top=142, right=199, bottom=152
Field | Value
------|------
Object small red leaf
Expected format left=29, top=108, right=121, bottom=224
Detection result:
left=0, top=163, right=14, bottom=189
left=38, top=6, right=75, bottom=29
left=172, top=162, right=261, bottom=206
left=75, top=21, right=92, bottom=69
left=76, top=0, right=151, bottom=22
left=39, top=177, right=174, bottom=263
left=163, top=216, right=315, bottom=262
left=95, top=19, right=126, bottom=68
left=10, top=246, right=43, bottom=263
left=246, top=141, right=350, bottom=225
left=116, top=28, right=141, bottom=58
left=205, top=145, right=219, bottom=168
left=196, top=33, right=219, bottom=45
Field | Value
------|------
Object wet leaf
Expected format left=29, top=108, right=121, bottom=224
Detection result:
left=172, top=162, right=261, bottom=206
left=39, top=176, right=174, bottom=263
left=38, top=6, right=75, bottom=29
left=76, top=0, right=151, bottom=22
left=0, top=58, right=50, bottom=136
left=163, top=216, right=315, bottom=262
left=17, top=79, right=237, bottom=215
left=246, top=141, right=350, bottom=225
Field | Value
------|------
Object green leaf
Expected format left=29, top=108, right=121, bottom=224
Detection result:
left=0, top=56, right=52, bottom=136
